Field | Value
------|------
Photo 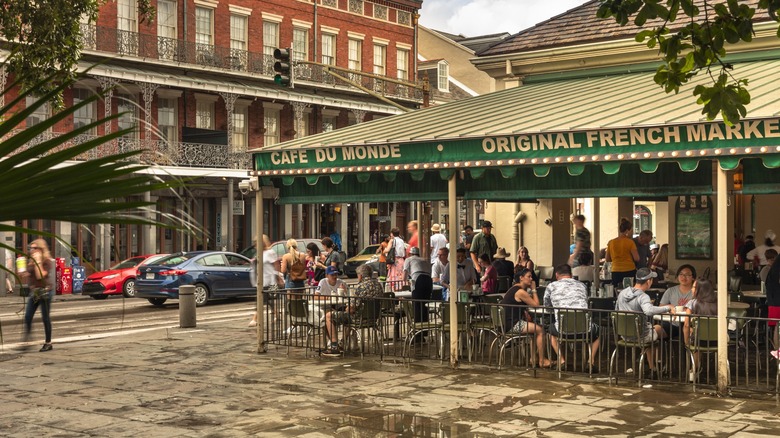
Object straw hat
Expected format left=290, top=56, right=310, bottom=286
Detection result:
left=431, top=223, right=441, bottom=233
left=493, top=247, right=510, bottom=259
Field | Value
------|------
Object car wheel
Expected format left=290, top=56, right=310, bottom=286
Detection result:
left=122, top=279, right=136, bottom=298
left=148, top=298, right=167, bottom=306
left=91, top=295, right=108, bottom=300
left=193, top=284, right=209, bottom=307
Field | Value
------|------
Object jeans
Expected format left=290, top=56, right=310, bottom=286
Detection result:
left=24, top=290, right=53, bottom=343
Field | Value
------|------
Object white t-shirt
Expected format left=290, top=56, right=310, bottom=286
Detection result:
left=316, top=278, right=346, bottom=296
left=747, top=244, right=780, bottom=266
left=429, top=233, right=448, bottom=263
left=262, top=249, right=279, bottom=288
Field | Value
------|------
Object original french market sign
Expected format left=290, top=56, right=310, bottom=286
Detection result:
left=255, top=118, right=780, bottom=171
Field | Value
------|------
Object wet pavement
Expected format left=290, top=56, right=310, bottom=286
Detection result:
left=1, top=318, right=779, bottom=437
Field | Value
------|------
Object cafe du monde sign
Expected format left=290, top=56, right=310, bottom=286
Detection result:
left=255, top=118, right=780, bottom=172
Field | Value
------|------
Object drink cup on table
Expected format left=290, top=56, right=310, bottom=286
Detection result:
left=675, top=305, right=685, bottom=314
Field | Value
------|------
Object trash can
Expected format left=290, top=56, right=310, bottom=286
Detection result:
left=72, top=265, right=86, bottom=294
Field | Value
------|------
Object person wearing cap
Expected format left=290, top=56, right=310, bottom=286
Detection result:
left=544, top=264, right=601, bottom=372
left=615, top=267, right=671, bottom=378
left=470, top=221, right=498, bottom=275
left=316, top=266, right=347, bottom=297
left=747, top=230, right=780, bottom=268
left=429, top=223, right=448, bottom=264
left=403, top=246, right=433, bottom=322
left=491, top=248, right=514, bottom=278
left=648, top=244, right=659, bottom=263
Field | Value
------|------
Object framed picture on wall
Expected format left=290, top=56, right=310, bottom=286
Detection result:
left=675, top=196, right=713, bottom=260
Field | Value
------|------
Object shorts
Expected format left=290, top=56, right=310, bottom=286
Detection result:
left=509, top=320, right=529, bottom=334
left=768, top=306, right=780, bottom=327
left=622, top=329, right=658, bottom=344
left=550, top=323, right=600, bottom=340
left=660, top=321, right=681, bottom=338
left=331, top=310, right=353, bottom=325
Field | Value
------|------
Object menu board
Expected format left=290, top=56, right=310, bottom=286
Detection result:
left=675, top=196, right=712, bottom=260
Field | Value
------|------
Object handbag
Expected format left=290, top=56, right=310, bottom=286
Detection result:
left=385, top=239, right=396, bottom=266
left=19, top=286, right=30, bottom=297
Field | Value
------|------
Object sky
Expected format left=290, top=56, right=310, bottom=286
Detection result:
left=419, top=0, right=587, bottom=37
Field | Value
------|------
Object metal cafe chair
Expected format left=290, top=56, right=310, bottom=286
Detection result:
left=556, top=309, right=594, bottom=377
left=286, top=299, right=317, bottom=357
left=345, top=299, right=384, bottom=360
left=400, top=300, right=438, bottom=363
left=487, top=305, right=534, bottom=370
left=438, top=302, right=472, bottom=363
left=610, top=312, right=659, bottom=387
left=497, top=276, right=512, bottom=294
left=687, top=316, right=730, bottom=391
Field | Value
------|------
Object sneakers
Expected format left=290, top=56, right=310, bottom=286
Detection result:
left=39, top=343, right=53, bottom=352
left=322, top=343, right=342, bottom=357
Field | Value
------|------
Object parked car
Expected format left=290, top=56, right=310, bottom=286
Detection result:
left=239, top=238, right=324, bottom=260
left=135, top=251, right=254, bottom=306
left=82, top=254, right=167, bottom=299
left=343, top=244, right=381, bottom=278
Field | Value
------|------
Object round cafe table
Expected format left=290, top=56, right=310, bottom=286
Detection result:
left=728, top=301, right=750, bottom=310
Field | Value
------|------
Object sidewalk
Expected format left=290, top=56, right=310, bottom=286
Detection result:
left=1, top=319, right=779, bottom=437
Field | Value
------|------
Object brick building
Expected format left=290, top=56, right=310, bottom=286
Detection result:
left=2, top=0, right=423, bottom=270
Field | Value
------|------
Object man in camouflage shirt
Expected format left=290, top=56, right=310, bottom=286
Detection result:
left=324, top=264, right=384, bottom=355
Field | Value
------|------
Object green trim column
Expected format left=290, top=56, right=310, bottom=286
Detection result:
left=448, top=174, right=459, bottom=368
left=717, top=164, right=728, bottom=393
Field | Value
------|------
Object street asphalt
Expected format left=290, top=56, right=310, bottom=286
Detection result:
left=1, top=309, right=780, bottom=437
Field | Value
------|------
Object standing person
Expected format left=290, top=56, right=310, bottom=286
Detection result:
left=658, top=264, right=697, bottom=338
left=384, top=227, right=406, bottom=289
left=544, top=264, right=601, bottom=372
left=615, top=268, right=670, bottom=378
left=403, top=246, right=433, bottom=322
left=319, top=237, right=342, bottom=273
left=406, top=220, right=419, bottom=257
left=21, top=239, right=55, bottom=352
left=305, top=242, right=320, bottom=286
left=492, top=248, right=514, bottom=278
left=633, top=230, right=654, bottom=269
left=606, top=218, right=639, bottom=288
left=429, top=224, right=448, bottom=264
left=470, top=221, right=498, bottom=275
left=281, top=239, right=307, bottom=291
left=376, top=234, right=390, bottom=279
left=462, top=225, right=474, bottom=250
left=738, top=235, right=756, bottom=266
left=569, top=214, right=593, bottom=268
left=249, top=235, right=282, bottom=327
left=747, top=230, right=780, bottom=269
left=501, top=268, right=552, bottom=368
left=764, top=252, right=780, bottom=351
left=478, top=254, right=497, bottom=294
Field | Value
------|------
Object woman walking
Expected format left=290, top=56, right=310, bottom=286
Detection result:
left=384, top=227, right=406, bottom=289
left=22, top=239, right=55, bottom=351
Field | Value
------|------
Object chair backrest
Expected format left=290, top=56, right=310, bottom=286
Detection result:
left=538, top=266, right=555, bottom=281
left=356, top=299, right=382, bottom=323
left=728, top=275, right=742, bottom=294
left=612, top=312, right=643, bottom=339
left=693, top=316, right=719, bottom=342
left=441, top=302, right=469, bottom=328
left=558, top=309, right=589, bottom=334
left=497, top=276, right=512, bottom=293
left=287, top=299, right=309, bottom=319
left=727, top=307, right=748, bottom=331
left=490, top=305, right=505, bottom=333
left=381, top=292, right=396, bottom=311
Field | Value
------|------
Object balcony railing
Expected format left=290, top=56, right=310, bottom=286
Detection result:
left=80, top=24, right=423, bottom=102
left=7, top=129, right=251, bottom=170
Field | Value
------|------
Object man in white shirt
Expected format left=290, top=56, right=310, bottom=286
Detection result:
left=440, top=248, right=477, bottom=295
left=429, top=223, right=448, bottom=264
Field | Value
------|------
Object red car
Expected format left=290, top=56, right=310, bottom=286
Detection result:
left=82, top=254, right=167, bottom=299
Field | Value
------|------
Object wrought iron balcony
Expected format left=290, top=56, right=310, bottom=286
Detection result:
left=8, top=129, right=251, bottom=170
left=80, top=24, right=423, bottom=102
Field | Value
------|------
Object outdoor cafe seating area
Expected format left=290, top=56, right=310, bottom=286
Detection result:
left=259, top=275, right=780, bottom=394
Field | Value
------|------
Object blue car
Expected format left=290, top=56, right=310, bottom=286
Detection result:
left=135, top=251, right=255, bottom=306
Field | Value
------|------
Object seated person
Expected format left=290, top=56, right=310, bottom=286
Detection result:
left=316, top=266, right=347, bottom=297
left=491, top=248, right=515, bottom=278
left=681, top=278, right=717, bottom=380
left=431, top=247, right=449, bottom=299
left=440, top=248, right=477, bottom=299
left=501, top=268, right=551, bottom=368
left=544, top=264, right=601, bottom=372
left=615, top=268, right=671, bottom=378
left=323, top=264, right=384, bottom=355
left=658, top=264, right=696, bottom=339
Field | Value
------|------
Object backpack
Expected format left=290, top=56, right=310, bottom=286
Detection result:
left=289, top=254, right=307, bottom=282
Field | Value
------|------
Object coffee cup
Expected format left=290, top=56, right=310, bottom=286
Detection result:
left=675, top=305, right=685, bottom=314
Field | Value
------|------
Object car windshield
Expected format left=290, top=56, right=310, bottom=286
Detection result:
left=155, top=253, right=194, bottom=267
left=359, top=245, right=379, bottom=256
left=110, top=256, right=146, bottom=270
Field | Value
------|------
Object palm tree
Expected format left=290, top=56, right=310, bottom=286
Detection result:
left=0, top=73, right=202, bottom=272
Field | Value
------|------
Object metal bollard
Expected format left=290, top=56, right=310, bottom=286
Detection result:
left=179, top=285, right=197, bottom=328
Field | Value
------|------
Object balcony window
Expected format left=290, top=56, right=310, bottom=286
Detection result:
left=196, top=100, right=215, bottom=130
left=157, top=0, right=177, bottom=60
left=348, top=39, right=362, bottom=71
left=72, top=88, right=96, bottom=135
left=292, top=28, right=308, bottom=61
left=263, top=108, right=280, bottom=147
left=195, top=7, right=214, bottom=46
left=321, top=33, right=336, bottom=65
left=157, top=98, right=178, bottom=145
left=230, top=14, right=248, bottom=70
left=117, top=93, right=138, bottom=140
left=80, top=14, right=96, bottom=50
left=396, top=48, right=409, bottom=80
left=232, top=106, right=248, bottom=152
left=25, top=96, right=49, bottom=128
left=437, top=61, right=449, bottom=92
left=263, top=21, right=279, bottom=57
left=373, top=44, right=386, bottom=76
left=322, top=115, right=336, bottom=133
left=117, top=0, right=138, bottom=55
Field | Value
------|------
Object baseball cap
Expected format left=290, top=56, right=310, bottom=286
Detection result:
left=325, top=266, right=339, bottom=275
left=636, top=267, right=657, bottom=281
left=482, top=221, right=493, bottom=228
left=650, top=244, right=659, bottom=250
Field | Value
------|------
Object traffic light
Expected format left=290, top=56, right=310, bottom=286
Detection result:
left=273, top=48, right=292, bottom=87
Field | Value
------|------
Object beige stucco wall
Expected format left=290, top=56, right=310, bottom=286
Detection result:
left=418, top=27, right=496, bottom=96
